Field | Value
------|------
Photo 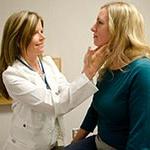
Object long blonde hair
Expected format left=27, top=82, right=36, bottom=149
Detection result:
left=0, top=10, right=43, bottom=98
left=99, top=1, right=150, bottom=79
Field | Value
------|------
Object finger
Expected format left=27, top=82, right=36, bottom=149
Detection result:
left=84, top=47, right=95, bottom=66
left=84, top=47, right=91, bottom=65
left=94, top=45, right=109, bottom=57
left=92, top=45, right=110, bottom=66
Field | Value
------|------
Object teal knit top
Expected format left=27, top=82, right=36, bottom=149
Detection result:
left=81, top=58, right=150, bottom=150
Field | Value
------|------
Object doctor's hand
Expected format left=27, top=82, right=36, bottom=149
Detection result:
left=82, top=45, right=109, bottom=80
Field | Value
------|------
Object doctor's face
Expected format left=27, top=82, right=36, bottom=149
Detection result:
left=91, top=8, right=110, bottom=47
left=27, top=20, right=46, bottom=56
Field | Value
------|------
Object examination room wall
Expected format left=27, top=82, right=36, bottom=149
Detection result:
left=0, top=0, right=150, bottom=147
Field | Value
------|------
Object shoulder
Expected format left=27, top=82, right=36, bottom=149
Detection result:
left=3, top=60, right=20, bottom=76
left=42, top=55, right=53, bottom=62
left=128, top=57, right=150, bottom=84
left=127, top=57, right=150, bottom=74
left=42, top=56, right=57, bottom=67
left=130, top=57, right=150, bottom=68
left=41, top=55, right=61, bottom=74
left=2, top=59, right=35, bottom=82
left=2, top=64, right=21, bottom=86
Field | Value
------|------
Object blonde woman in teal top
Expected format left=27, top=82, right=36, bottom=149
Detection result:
left=65, top=1, right=150, bottom=150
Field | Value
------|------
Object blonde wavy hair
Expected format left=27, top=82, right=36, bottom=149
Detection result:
left=98, top=1, right=150, bottom=79
left=0, top=10, right=43, bottom=98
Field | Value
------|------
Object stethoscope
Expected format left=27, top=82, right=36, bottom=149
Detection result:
left=17, top=57, right=51, bottom=89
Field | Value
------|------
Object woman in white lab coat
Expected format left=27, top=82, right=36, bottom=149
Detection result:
left=0, top=11, right=108, bottom=150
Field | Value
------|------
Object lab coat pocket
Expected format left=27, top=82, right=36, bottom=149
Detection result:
left=12, top=116, right=35, bottom=147
left=3, top=136, right=34, bottom=150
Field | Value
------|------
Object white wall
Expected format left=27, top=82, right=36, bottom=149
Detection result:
left=0, top=0, right=150, bottom=147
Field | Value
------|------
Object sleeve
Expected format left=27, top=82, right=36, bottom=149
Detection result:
left=42, top=56, right=99, bottom=115
left=53, top=73, right=98, bottom=115
left=126, top=63, right=150, bottom=149
left=2, top=68, right=56, bottom=116
left=80, top=101, right=98, bottom=132
left=2, top=61, right=98, bottom=116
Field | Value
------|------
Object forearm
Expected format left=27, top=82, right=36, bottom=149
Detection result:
left=55, top=73, right=98, bottom=115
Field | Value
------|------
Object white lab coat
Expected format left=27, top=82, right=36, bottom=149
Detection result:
left=2, top=56, right=98, bottom=150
